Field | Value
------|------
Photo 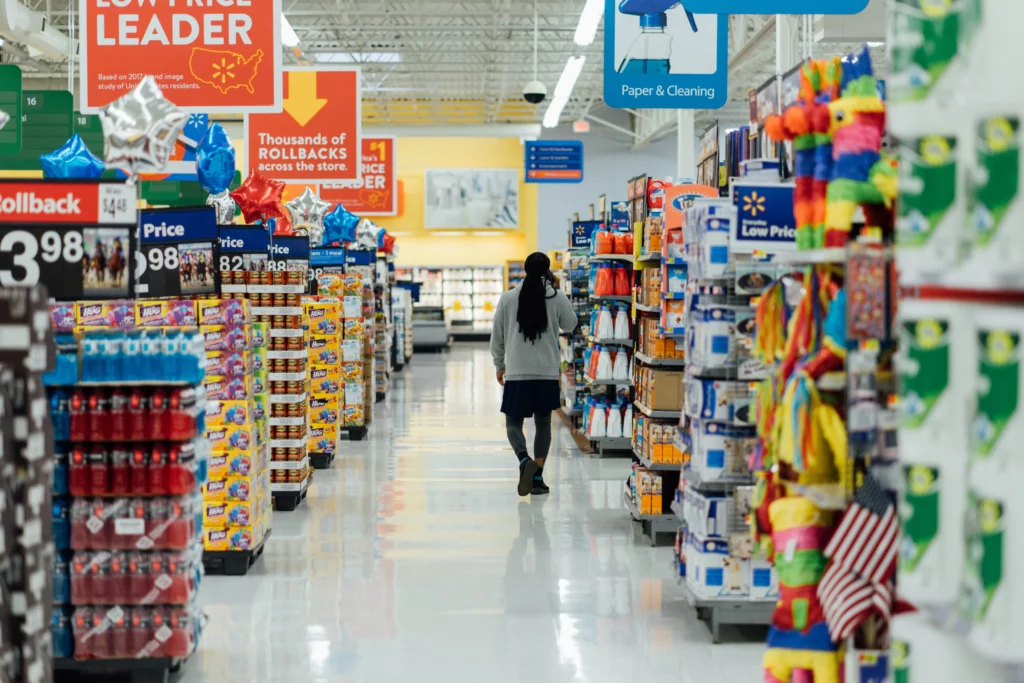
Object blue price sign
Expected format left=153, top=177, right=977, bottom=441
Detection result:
left=525, top=140, right=584, bottom=183
left=345, top=249, right=375, bottom=266
left=681, top=0, right=868, bottom=13
left=311, top=247, right=347, bottom=267
left=136, top=206, right=218, bottom=298
left=729, top=184, right=797, bottom=254
left=571, top=220, right=603, bottom=248
left=604, top=2, right=728, bottom=110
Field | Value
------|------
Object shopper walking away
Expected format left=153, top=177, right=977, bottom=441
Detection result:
left=490, top=252, right=578, bottom=496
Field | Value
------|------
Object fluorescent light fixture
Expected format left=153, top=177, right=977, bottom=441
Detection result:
left=543, top=96, right=568, bottom=128
left=281, top=14, right=300, bottom=47
left=314, top=52, right=402, bottom=64
left=554, top=55, right=587, bottom=99
left=574, top=0, right=604, bottom=46
left=430, top=231, right=469, bottom=237
left=472, top=231, right=505, bottom=236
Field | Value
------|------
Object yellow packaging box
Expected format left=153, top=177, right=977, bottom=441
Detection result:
left=203, top=518, right=264, bottom=552
left=204, top=472, right=261, bottom=502
left=207, top=423, right=259, bottom=452
left=343, top=404, right=365, bottom=427
left=305, top=301, right=340, bottom=335
left=202, top=499, right=259, bottom=528
left=207, top=452, right=255, bottom=478
left=308, top=423, right=339, bottom=455
left=204, top=375, right=253, bottom=401
left=205, top=349, right=254, bottom=377
left=309, top=394, right=340, bottom=425
left=205, top=400, right=256, bottom=428
left=308, top=335, right=340, bottom=364
left=309, top=364, right=341, bottom=394
left=197, top=298, right=250, bottom=325
left=342, top=274, right=362, bottom=296
left=340, top=362, right=362, bottom=382
left=201, top=324, right=252, bottom=352
left=343, top=319, right=364, bottom=340
left=638, top=471, right=653, bottom=515
left=135, top=300, right=198, bottom=327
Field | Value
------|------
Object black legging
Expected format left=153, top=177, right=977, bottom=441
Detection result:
left=505, top=411, right=552, bottom=461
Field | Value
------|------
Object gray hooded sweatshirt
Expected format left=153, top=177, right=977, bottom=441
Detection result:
left=490, top=284, right=578, bottom=381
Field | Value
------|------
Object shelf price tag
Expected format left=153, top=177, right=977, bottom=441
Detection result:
left=135, top=207, right=219, bottom=299
left=0, top=180, right=135, bottom=300
left=218, top=226, right=271, bottom=283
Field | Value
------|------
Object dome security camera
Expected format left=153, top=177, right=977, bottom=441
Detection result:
left=523, top=80, right=547, bottom=105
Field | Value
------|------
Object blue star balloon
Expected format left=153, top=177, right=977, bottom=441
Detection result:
left=196, top=123, right=236, bottom=194
left=323, top=204, right=360, bottom=245
left=40, top=134, right=105, bottom=179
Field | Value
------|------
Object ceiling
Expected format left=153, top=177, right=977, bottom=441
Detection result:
left=4, top=0, right=885, bottom=136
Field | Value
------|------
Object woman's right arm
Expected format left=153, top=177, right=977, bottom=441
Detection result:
left=490, top=296, right=506, bottom=372
left=555, top=291, right=578, bottom=332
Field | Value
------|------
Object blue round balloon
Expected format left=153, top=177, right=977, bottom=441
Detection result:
left=323, top=204, right=361, bottom=245
left=196, top=123, right=236, bottom=194
left=40, top=134, right=104, bottom=179
left=377, top=229, right=387, bottom=248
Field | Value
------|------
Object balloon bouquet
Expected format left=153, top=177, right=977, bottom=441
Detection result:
left=33, top=77, right=396, bottom=253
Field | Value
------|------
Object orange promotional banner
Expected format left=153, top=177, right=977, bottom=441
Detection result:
left=319, top=137, right=398, bottom=216
left=664, top=184, right=720, bottom=230
left=78, top=0, right=282, bottom=113
left=245, top=67, right=362, bottom=184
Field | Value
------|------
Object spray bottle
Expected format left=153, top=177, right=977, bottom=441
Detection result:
left=617, top=0, right=698, bottom=75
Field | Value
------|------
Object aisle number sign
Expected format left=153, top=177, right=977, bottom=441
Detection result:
left=681, top=0, right=867, bottom=12
left=245, top=67, right=362, bottom=183
left=604, top=3, right=728, bottom=110
left=78, top=0, right=283, bottom=113
left=0, top=65, right=23, bottom=156
left=320, top=137, right=398, bottom=215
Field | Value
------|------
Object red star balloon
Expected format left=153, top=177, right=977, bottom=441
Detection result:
left=274, top=214, right=294, bottom=236
left=230, top=169, right=286, bottom=224
left=381, top=232, right=396, bottom=254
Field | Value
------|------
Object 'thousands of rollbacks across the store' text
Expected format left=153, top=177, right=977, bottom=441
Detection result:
left=255, top=133, right=350, bottom=175
left=620, top=85, right=717, bottom=99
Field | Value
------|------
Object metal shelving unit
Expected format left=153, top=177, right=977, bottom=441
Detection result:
left=624, top=485, right=679, bottom=547
left=678, top=580, right=775, bottom=644
left=634, top=401, right=681, bottom=420
left=634, top=352, right=687, bottom=368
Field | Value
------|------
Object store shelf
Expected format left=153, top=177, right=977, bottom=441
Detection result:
left=590, top=254, right=635, bottom=262
left=678, top=579, right=775, bottom=644
left=633, top=448, right=682, bottom=471
left=589, top=337, right=633, bottom=346
left=623, top=488, right=677, bottom=522
left=634, top=352, right=686, bottom=368
left=590, top=436, right=632, bottom=450
left=662, top=292, right=686, bottom=300
left=772, top=248, right=846, bottom=265
left=590, top=295, right=633, bottom=302
left=634, top=303, right=661, bottom=313
left=633, top=401, right=680, bottom=420
left=585, top=377, right=632, bottom=388
left=270, top=457, right=310, bottom=470
left=683, top=468, right=754, bottom=492
left=636, top=253, right=662, bottom=263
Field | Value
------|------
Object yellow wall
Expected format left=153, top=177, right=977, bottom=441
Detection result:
left=373, top=137, right=536, bottom=268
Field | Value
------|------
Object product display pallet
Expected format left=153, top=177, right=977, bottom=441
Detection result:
left=54, top=656, right=186, bottom=683
left=589, top=436, right=632, bottom=458
left=624, top=487, right=678, bottom=547
left=202, top=529, right=271, bottom=576
left=634, top=353, right=686, bottom=368
left=633, top=401, right=680, bottom=419
left=310, top=452, right=335, bottom=470
left=375, top=391, right=386, bottom=403
left=272, top=480, right=310, bottom=512
left=678, top=580, right=774, bottom=644
left=632, top=448, right=680, bottom=472
left=341, top=425, right=368, bottom=441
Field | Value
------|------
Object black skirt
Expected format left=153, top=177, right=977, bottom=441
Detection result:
left=501, top=379, right=561, bottom=418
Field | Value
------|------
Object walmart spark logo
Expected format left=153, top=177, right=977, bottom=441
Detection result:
left=575, top=225, right=586, bottom=236
left=743, top=191, right=766, bottom=216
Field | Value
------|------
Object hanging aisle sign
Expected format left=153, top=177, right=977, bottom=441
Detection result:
left=78, top=0, right=283, bottom=113
left=604, top=2, right=728, bottom=109
left=0, top=180, right=135, bottom=300
left=525, top=141, right=584, bottom=183
left=681, top=0, right=868, bottom=13
left=245, top=67, right=362, bottom=183
left=136, top=207, right=219, bottom=299
left=320, top=137, right=398, bottom=216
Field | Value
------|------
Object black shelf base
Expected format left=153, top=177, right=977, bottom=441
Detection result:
left=202, top=529, right=271, bottom=576
left=342, top=426, right=367, bottom=441
left=273, top=486, right=309, bottom=512
left=55, top=656, right=183, bottom=683
left=310, top=451, right=335, bottom=470
left=375, top=392, right=386, bottom=403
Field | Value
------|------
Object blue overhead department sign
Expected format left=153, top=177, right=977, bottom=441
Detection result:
left=525, top=141, right=584, bottom=183
left=604, top=1, right=728, bottom=110
left=730, top=184, right=797, bottom=254
left=681, top=0, right=868, bottom=13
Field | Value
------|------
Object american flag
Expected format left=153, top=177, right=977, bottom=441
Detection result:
left=817, top=473, right=898, bottom=643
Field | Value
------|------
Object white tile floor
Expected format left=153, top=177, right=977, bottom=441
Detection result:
left=186, top=344, right=767, bottom=683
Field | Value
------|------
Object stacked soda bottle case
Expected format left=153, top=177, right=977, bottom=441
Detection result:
left=47, top=301, right=208, bottom=663
left=1, top=287, right=57, bottom=683
left=198, top=298, right=272, bottom=552
left=247, top=270, right=312, bottom=506
left=303, top=299, right=341, bottom=466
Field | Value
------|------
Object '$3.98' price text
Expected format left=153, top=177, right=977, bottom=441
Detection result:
left=0, top=230, right=84, bottom=286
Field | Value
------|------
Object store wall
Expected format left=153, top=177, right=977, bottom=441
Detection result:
left=536, top=118, right=681, bottom=253
left=369, top=137, right=538, bottom=268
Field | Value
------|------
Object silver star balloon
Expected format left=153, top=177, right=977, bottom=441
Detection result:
left=98, top=76, right=188, bottom=180
left=206, top=191, right=237, bottom=225
left=355, top=219, right=382, bottom=250
left=0, top=110, right=8, bottom=131
left=285, top=188, right=332, bottom=245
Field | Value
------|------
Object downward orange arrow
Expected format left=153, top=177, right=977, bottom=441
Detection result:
left=282, top=71, right=328, bottom=127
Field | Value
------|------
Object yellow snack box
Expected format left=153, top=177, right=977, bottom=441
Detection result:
left=342, top=274, right=362, bottom=295
left=340, top=362, right=362, bottom=382
left=135, top=300, right=198, bottom=327
left=343, top=319, right=364, bottom=340
left=204, top=473, right=260, bottom=502
left=308, top=335, right=340, bottom=365
left=309, top=394, right=340, bottom=425
left=204, top=375, right=253, bottom=401
left=202, top=499, right=259, bottom=528
left=305, top=301, right=340, bottom=335
left=308, top=423, right=339, bottom=455
left=197, top=298, right=250, bottom=325
left=309, top=364, right=341, bottom=394
left=343, top=404, right=365, bottom=427
left=203, top=521, right=264, bottom=552
left=207, top=452, right=255, bottom=478
left=205, top=400, right=255, bottom=428
left=206, top=423, right=259, bottom=452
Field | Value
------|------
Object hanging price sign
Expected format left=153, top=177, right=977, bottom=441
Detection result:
left=218, top=226, right=271, bottom=293
left=269, top=235, right=311, bottom=293
left=309, top=246, right=346, bottom=296
left=0, top=180, right=135, bottom=300
left=135, top=207, right=219, bottom=299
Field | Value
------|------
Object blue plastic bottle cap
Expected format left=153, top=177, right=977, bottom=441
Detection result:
left=640, top=12, right=667, bottom=28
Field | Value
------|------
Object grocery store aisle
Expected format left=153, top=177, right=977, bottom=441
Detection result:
left=188, top=345, right=764, bottom=683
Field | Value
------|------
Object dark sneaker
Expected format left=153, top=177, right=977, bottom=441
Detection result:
left=531, top=477, right=550, bottom=495
left=518, top=460, right=539, bottom=496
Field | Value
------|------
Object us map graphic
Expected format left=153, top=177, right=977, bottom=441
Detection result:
left=189, top=47, right=264, bottom=94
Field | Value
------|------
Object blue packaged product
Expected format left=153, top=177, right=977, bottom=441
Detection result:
left=52, top=499, right=70, bottom=550
left=123, top=330, right=143, bottom=381
left=102, top=332, right=123, bottom=381
left=161, top=330, right=180, bottom=381
left=51, top=609, right=74, bottom=658
left=52, top=553, right=71, bottom=604
left=53, top=445, right=69, bottom=496
left=80, top=331, right=101, bottom=381
left=140, top=330, right=161, bottom=381
left=50, top=391, right=70, bottom=440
